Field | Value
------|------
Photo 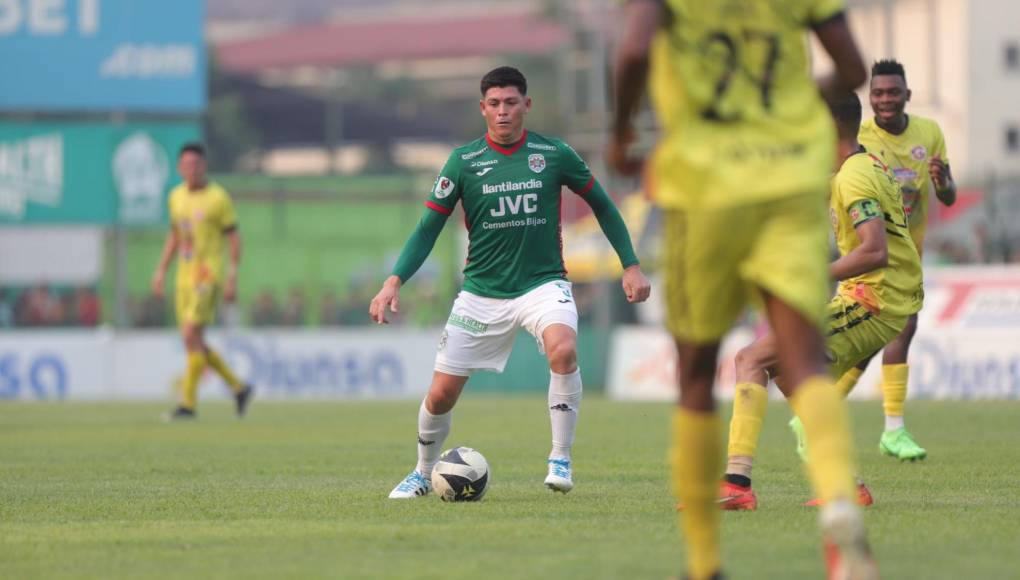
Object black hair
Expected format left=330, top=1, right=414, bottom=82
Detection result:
left=178, top=142, right=207, bottom=158
left=871, top=59, right=906, bottom=82
left=828, top=91, right=863, bottom=131
left=480, top=66, right=527, bottom=97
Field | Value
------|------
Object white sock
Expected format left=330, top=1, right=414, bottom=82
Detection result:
left=884, top=414, right=905, bottom=432
left=548, top=368, right=582, bottom=461
left=415, top=398, right=452, bottom=476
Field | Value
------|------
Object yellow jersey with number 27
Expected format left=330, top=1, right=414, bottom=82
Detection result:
left=649, top=0, right=845, bottom=209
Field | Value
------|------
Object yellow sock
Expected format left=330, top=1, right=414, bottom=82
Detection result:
left=835, top=367, right=864, bottom=398
left=181, top=351, right=208, bottom=409
left=672, top=408, right=723, bottom=580
left=881, top=364, right=908, bottom=418
left=789, top=376, right=856, bottom=504
left=207, top=349, right=244, bottom=393
left=727, top=382, right=768, bottom=458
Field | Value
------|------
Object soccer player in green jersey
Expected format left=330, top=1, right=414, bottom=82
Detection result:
left=372, top=66, right=651, bottom=498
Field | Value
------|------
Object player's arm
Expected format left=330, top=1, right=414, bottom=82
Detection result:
left=151, top=227, right=178, bottom=299
left=578, top=182, right=651, bottom=303
left=830, top=199, right=888, bottom=280
left=224, top=227, right=241, bottom=302
left=929, top=131, right=956, bottom=205
left=812, top=12, right=867, bottom=102
left=931, top=160, right=956, bottom=205
left=219, top=192, right=241, bottom=302
left=561, top=139, right=650, bottom=303
left=607, top=0, right=664, bottom=175
left=370, top=205, right=451, bottom=324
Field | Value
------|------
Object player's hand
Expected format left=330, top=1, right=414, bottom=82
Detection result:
left=151, top=270, right=165, bottom=299
left=369, top=276, right=402, bottom=325
left=223, top=274, right=237, bottom=303
left=606, top=128, right=643, bottom=176
left=929, top=156, right=948, bottom=189
left=621, top=265, right=651, bottom=303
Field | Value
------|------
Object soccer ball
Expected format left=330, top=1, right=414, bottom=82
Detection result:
left=431, top=446, right=490, bottom=502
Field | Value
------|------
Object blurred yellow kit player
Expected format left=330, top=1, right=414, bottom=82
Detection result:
left=610, top=1, right=876, bottom=579
left=722, top=93, right=924, bottom=511
left=152, top=143, right=253, bottom=420
left=840, top=59, right=956, bottom=460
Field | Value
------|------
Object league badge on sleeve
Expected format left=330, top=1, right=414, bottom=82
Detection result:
left=528, top=154, right=546, bottom=174
left=434, top=176, right=455, bottom=199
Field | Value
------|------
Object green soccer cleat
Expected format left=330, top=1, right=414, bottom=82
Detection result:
left=879, top=427, right=927, bottom=461
left=789, top=416, right=808, bottom=463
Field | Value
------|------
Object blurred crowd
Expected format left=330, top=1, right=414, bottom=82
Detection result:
left=247, top=280, right=448, bottom=328
left=0, top=286, right=101, bottom=328
left=123, top=280, right=450, bottom=328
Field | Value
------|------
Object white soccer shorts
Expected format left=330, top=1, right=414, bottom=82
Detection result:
left=434, top=280, right=579, bottom=376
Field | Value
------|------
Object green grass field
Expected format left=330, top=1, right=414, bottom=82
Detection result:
left=2, top=399, right=1018, bottom=579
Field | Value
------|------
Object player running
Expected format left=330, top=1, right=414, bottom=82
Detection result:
left=721, top=92, right=924, bottom=511
left=152, top=143, right=253, bottom=420
left=610, top=1, right=875, bottom=579
left=833, top=59, right=956, bottom=461
left=375, top=66, right=651, bottom=499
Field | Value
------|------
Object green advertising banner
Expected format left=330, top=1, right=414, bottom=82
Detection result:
left=0, top=122, right=200, bottom=225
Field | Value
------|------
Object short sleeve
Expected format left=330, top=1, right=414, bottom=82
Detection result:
left=219, top=191, right=238, bottom=232
left=836, top=159, right=880, bottom=210
left=557, top=140, right=596, bottom=195
left=426, top=152, right=463, bottom=216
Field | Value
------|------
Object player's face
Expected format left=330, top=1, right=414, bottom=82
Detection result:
left=869, top=75, right=910, bottom=124
left=178, top=152, right=207, bottom=188
left=480, top=86, right=531, bottom=144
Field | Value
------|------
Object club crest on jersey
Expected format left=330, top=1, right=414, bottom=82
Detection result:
left=911, top=145, right=927, bottom=160
left=528, top=153, right=546, bottom=174
left=434, top=176, right=455, bottom=199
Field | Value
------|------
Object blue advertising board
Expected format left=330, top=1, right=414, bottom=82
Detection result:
left=0, top=0, right=205, bottom=112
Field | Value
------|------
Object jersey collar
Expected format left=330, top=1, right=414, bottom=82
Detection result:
left=485, top=129, right=528, bottom=156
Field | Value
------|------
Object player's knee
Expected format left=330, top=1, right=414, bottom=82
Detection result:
left=181, top=326, right=203, bottom=352
left=427, top=386, right=459, bottom=414
left=734, top=346, right=764, bottom=377
left=546, top=340, right=578, bottom=374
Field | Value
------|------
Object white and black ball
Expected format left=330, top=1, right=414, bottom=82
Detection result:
left=431, top=446, right=490, bottom=502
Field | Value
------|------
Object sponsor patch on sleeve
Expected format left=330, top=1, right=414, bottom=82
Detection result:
left=434, top=176, right=455, bottom=199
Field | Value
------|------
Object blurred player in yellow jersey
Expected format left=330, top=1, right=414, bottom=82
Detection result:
left=836, top=59, right=956, bottom=460
left=152, top=143, right=253, bottom=420
left=721, top=93, right=923, bottom=511
left=610, top=1, right=876, bottom=578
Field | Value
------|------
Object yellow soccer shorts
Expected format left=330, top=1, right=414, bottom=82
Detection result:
left=175, top=283, right=219, bottom=326
left=662, top=193, right=830, bottom=343
left=826, top=293, right=906, bottom=379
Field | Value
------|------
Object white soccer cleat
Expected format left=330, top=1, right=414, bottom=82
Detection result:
left=821, top=498, right=879, bottom=580
left=544, top=458, right=573, bottom=493
left=388, top=470, right=432, bottom=499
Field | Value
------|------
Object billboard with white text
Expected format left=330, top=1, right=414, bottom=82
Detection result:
left=0, top=329, right=440, bottom=401
left=0, top=0, right=205, bottom=112
left=608, top=266, right=1020, bottom=401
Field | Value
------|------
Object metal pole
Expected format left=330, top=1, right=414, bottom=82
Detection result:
left=114, top=225, right=129, bottom=327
